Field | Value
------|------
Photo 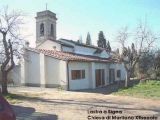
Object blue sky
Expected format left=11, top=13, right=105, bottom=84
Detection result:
left=1, top=0, right=160, bottom=49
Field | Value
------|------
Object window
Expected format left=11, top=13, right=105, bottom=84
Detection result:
left=71, top=70, right=85, bottom=80
left=40, top=23, right=44, bottom=36
left=117, top=70, right=121, bottom=78
left=50, top=24, right=54, bottom=36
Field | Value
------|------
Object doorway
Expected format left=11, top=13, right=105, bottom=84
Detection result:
left=95, top=69, right=105, bottom=87
left=109, top=69, right=115, bottom=84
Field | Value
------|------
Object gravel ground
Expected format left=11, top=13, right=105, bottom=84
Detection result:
left=8, top=87, right=160, bottom=120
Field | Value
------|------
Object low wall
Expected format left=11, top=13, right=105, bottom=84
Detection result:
left=0, top=65, right=21, bottom=86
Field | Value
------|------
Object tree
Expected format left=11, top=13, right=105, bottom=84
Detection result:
left=86, top=32, right=91, bottom=45
left=116, top=22, right=157, bottom=87
left=0, top=7, right=24, bottom=94
left=106, top=41, right=111, bottom=52
left=97, top=31, right=106, bottom=48
left=153, top=50, right=160, bottom=78
left=138, top=51, right=155, bottom=78
left=116, top=48, right=120, bottom=54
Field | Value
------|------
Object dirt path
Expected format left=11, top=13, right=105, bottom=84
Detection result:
left=9, top=87, right=160, bottom=120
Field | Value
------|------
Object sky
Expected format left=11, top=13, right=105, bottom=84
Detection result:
left=0, top=0, right=160, bottom=49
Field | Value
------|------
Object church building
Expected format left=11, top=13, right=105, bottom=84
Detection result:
left=20, top=10, right=126, bottom=90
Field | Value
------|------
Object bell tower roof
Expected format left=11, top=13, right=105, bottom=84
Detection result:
left=36, top=10, right=57, bottom=20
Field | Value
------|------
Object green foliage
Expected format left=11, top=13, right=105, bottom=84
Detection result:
left=114, top=80, right=160, bottom=99
left=97, top=31, right=106, bottom=48
left=138, top=50, right=160, bottom=78
left=2, top=93, right=23, bottom=104
left=86, top=32, right=91, bottom=45
left=154, top=50, right=160, bottom=76
left=106, top=41, right=111, bottom=52
left=138, top=52, right=154, bottom=74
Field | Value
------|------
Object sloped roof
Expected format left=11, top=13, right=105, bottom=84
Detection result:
left=60, top=38, right=111, bottom=51
left=36, top=40, right=74, bottom=48
left=26, top=48, right=115, bottom=63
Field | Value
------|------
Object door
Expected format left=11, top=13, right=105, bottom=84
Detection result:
left=96, top=69, right=101, bottom=87
left=95, top=69, right=105, bottom=87
left=109, top=69, right=115, bottom=84
left=101, top=69, right=105, bottom=86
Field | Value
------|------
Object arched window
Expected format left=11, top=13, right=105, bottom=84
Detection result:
left=50, top=24, right=54, bottom=36
left=40, top=23, right=44, bottom=36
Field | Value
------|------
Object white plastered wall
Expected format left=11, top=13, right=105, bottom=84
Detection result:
left=36, top=40, right=61, bottom=51
left=45, top=56, right=67, bottom=88
left=23, top=50, right=68, bottom=88
left=25, top=51, right=41, bottom=85
left=68, top=61, right=91, bottom=90
left=109, top=63, right=126, bottom=81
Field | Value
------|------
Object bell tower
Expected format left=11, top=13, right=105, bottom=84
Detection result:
left=35, top=10, right=57, bottom=45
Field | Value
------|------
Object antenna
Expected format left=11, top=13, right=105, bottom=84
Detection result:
left=46, top=3, right=48, bottom=10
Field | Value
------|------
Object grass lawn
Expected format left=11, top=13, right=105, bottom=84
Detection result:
left=113, top=80, right=160, bottom=99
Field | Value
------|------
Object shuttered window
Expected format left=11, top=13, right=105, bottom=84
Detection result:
left=71, top=70, right=85, bottom=80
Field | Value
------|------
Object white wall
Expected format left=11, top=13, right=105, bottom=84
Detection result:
left=68, top=62, right=126, bottom=90
left=68, top=61, right=91, bottom=90
left=24, top=50, right=67, bottom=88
left=26, top=51, right=40, bottom=85
left=37, top=40, right=61, bottom=51
left=109, top=63, right=126, bottom=81
left=45, top=56, right=67, bottom=87
left=9, top=65, right=21, bottom=85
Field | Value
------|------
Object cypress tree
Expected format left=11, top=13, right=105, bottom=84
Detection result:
left=86, top=32, right=92, bottom=45
left=97, top=31, right=106, bottom=48
left=106, top=41, right=111, bottom=52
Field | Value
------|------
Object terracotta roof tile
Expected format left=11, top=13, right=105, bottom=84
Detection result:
left=27, top=48, right=115, bottom=63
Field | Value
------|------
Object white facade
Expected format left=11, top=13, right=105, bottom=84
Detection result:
left=109, top=63, right=126, bottom=81
left=37, top=40, right=61, bottom=51
left=20, top=10, right=127, bottom=90
left=25, top=51, right=40, bottom=86
left=45, top=56, right=67, bottom=88
left=68, top=62, right=91, bottom=90
left=22, top=50, right=68, bottom=88
left=22, top=50, right=126, bottom=90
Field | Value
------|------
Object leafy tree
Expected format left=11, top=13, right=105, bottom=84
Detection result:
left=154, top=50, right=160, bottom=77
left=97, top=31, right=106, bottom=48
left=106, top=41, right=111, bottom=52
left=138, top=51, right=154, bottom=77
left=0, top=7, right=24, bottom=94
left=116, top=22, right=157, bottom=87
left=86, top=32, right=91, bottom=45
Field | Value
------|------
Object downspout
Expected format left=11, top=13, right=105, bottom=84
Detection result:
left=67, top=61, right=70, bottom=91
